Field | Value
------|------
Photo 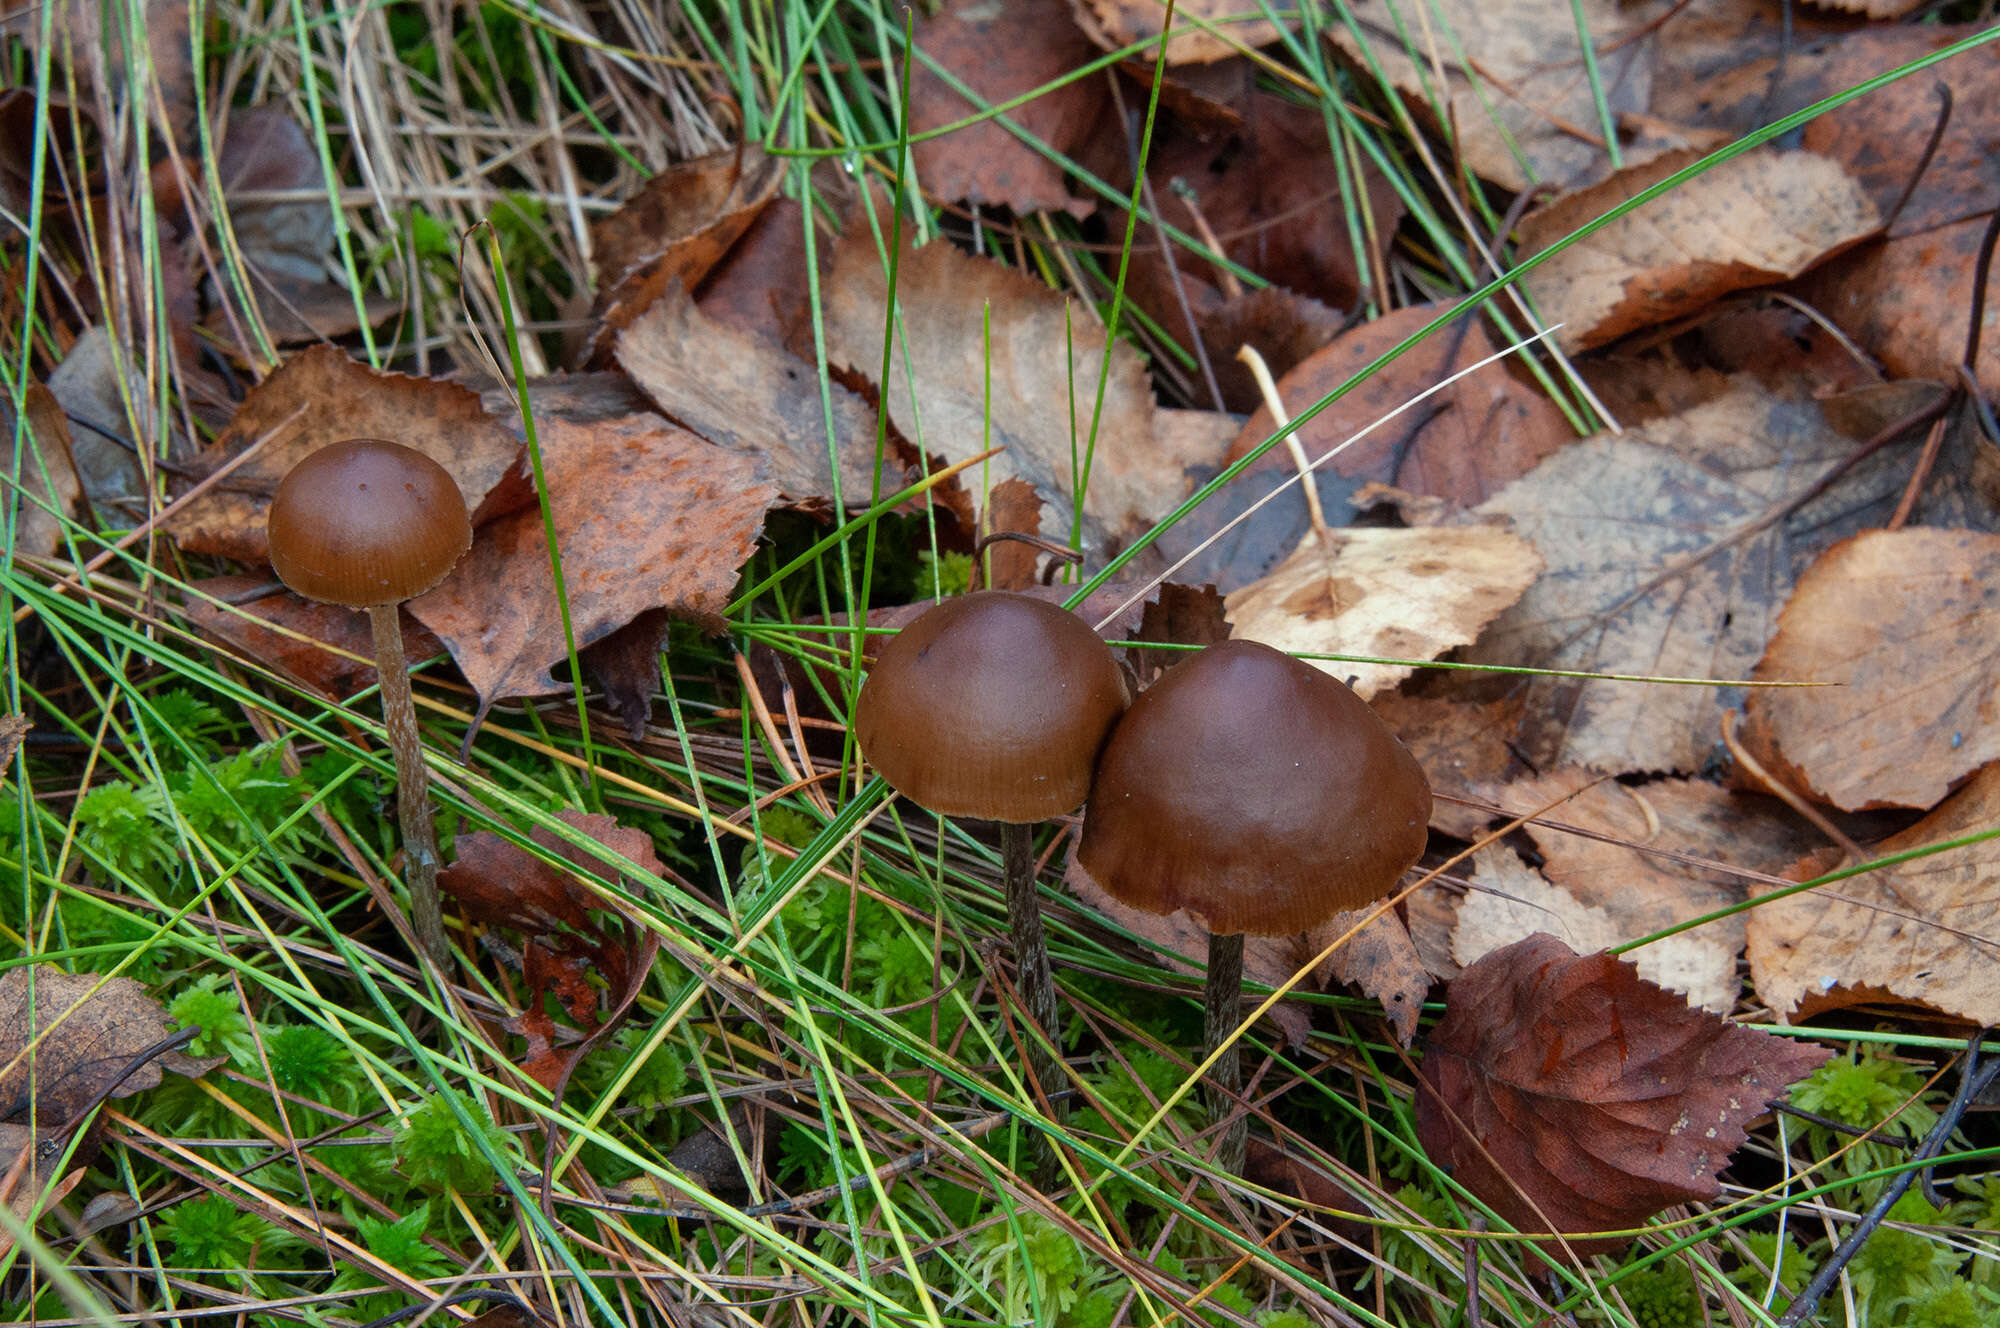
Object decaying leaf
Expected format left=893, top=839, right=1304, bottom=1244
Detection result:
left=1306, top=906, right=1432, bottom=1047
left=908, top=0, right=1108, bottom=216
left=438, top=812, right=664, bottom=1092
left=824, top=230, right=1174, bottom=556
left=46, top=326, right=150, bottom=508
left=1517, top=148, right=1881, bottom=354
left=0, top=967, right=219, bottom=1125
left=615, top=279, right=903, bottom=509
left=0, top=714, right=25, bottom=768
left=1465, top=377, right=1883, bottom=774
left=1450, top=774, right=1816, bottom=1012
left=1328, top=0, right=1652, bottom=193
left=1415, top=934, right=1830, bottom=1254
left=1072, top=0, right=1291, bottom=65
left=4, top=381, right=83, bottom=559
left=1126, top=580, right=1230, bottom=682
left=180, top=576, right=447, bottom=698
left=1225, top=525, right=1543, bottom=698
left=1741, top=529, right=2000, bottom=812
left=1746, top=763, right=2000, bottom=1026
left=409, top=415, right=774, bottom=710
left=1800, top=215, right=2000, bottom=398
left=1369, top=691, right=1529, bottom=842
left=1197, top=286, right=1347, bottom=416
left=210, top=106, right=393, bottom=344
left=694, top=196, right=812, bottom=349
left=1126, top=92, right=1403, bottom=317
left=164, top=345, right=527, bottom=562
left=589, top=142, right=786, bottom=356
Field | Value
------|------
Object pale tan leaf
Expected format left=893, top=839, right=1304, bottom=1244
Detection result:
left=1225, top=526, right=1542, bottom=698
left=1747, top=762, right=2000, bottom=1025
left=1518, top=149, right=1880, bottom=353
left=1741, top=529, right=2000, bottom=811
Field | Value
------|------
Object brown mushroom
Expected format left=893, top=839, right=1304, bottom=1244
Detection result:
left=1078, top=638, right=1431, bottom=1170
left=853, top=591, right=1130, bottom=1137
left=267, top=438, right=471, bottom=968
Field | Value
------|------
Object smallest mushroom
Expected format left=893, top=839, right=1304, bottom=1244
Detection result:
left=267, top=438, right=471, bottom=968
left=1078, top=638, right=1431, bottom=1172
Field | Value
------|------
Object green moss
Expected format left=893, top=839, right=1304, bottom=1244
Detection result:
left=393, top=1089, right=511, bottom=1195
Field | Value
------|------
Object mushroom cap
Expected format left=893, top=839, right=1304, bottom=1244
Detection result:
left=853, top=590, right=1131, bottom=823
left=1078, top=638, right=1432, bottom=936
left=266, top=439, right=472, bottom=608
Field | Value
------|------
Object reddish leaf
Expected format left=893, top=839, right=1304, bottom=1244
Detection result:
left=1800, top=215, right=2000, bottom=398
left=4, top=381, right=82, bottom=559
left=1416, top=934, right=1829, bottom=1254
left=164, top=345, right=527, bottom=563
left=438, top=812, right=664, bottom=1092
left=979, top=477, right=1048, bottom=592
left=408, top=415, right=774, bottom=710
left=181, top=575, right=446, bottom=698
left=589, top=143, right=785, bottom=358
left=1127, top=580, right=1230, bottom=683
left=907, top=0, right=1109, bottom=216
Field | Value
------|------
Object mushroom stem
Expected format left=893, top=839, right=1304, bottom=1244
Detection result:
left=369, top=603, right=450, bottom=969
left=1203, top=930, right=1246, bottom=1173
left=1000, top=821, right=1066, bottom=1130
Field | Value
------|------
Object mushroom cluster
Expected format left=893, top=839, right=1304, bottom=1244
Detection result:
left=853, top=591, right=1431, bottom=1179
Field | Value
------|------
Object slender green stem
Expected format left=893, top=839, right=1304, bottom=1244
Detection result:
left=369, top=604, right=448, bottom=969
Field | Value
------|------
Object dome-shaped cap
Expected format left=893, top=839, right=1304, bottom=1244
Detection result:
left=854, top=590, right=1131, bottom=823
left=267, top=439, right=472, bottom=608
left=1078, top=638, right=1431, bottom=936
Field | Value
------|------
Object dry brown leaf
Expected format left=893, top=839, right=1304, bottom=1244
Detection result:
left=46, top=327, right=149, bottom=508
left=1415, top=934, right=1831, bottom=1255
left=165, top=345, right=527, bottom=562
left=1655, top=25, right=1999, bottom=243
left=0, top=715, right=25, bottom=768
left=409, top=415, right=771, bottom=709
left=616, top=279, right=902, bottom=509
left=1072, top=0, right=1290, bottom=65
left=695, top=196, right=811, bottom=349
left=579, top=608, right=671, bottom=741
left=824, top=231, right=1173, bottom=555
left=1746, top=763, right=2000, bottom=1026
left=1740, top=529, right=2000, bottom=812
left=1465, top=377, right=1882, bottom=774
left=1517, top=149, right=1880, bottom=354
left=5, top=381, right=82, bottom=560
left=1118, top=94, right=1403, bottom=324
left=1328, top=0, right=1652, bottom=193
left=439, top=812, right=664, bottom=1092
left=980, top=477, right=1048, bottom=591
left=0, top=966, right=219, bottom=1124
left=181, top=576, right=447, bottom=699
left=1226, top=526, right=1543, bottom=699
left=1800, top=216, right=2000, bottom=398
left=908, top=0, right=1108, bottom=215
left=1369, top=692, right=1529, bottom=841
left=1451, top=774, right=1817, bottom=1010
left=1126, top=580, right=1230, bottom=682
left=589, top=143, right=786, bottom=357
